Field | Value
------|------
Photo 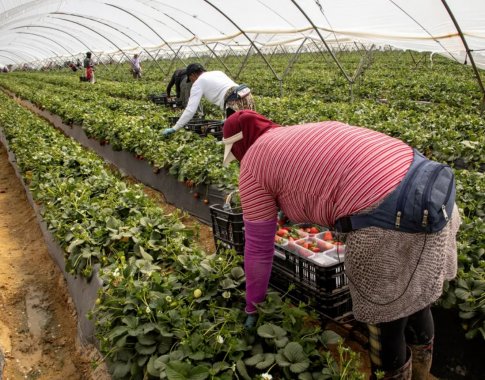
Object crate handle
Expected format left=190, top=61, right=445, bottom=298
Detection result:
left=223, top=190, right=239, bottom=211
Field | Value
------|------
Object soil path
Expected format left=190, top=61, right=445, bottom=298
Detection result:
left=0, top=141, right=215, bottom=380
left=0, top=144, right=101, bottom=380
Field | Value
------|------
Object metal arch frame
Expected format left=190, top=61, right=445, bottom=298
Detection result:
left=51, top=11, right=164, bottom=73
left=11, top=24, right=108, bottom=70
left=5, top=40, right=60, bottom=60
left=15, top=31, right=74, bottom=56
left=0, top=47, right=44, bottom=68
left=0, top=48, right=39, bottom=62
left=49, top=15, right=133, bottom=64
left=204, top=0, right=281, bottom=84
left=441, top=0, right=485, bottom=111
left=289, top=0, right=352, bottom=84
left=104, top=3, right=187, bottom=67
left=7, top=38, right=69, bottom=68
left=0, top=54, right=21, bottom=65
left=162, top=12, right=232, bottom=75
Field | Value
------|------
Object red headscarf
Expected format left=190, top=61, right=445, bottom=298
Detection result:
left=222, top=110, right=280, bottom=165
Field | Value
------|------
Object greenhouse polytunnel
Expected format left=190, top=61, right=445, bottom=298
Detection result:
left=0, top=1, right=484, bottom=380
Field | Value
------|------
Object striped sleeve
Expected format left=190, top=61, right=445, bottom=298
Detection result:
left=239, top=166, right=277, bottom=221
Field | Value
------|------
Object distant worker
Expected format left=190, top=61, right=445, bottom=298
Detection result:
left=161, top=63, right=255, bottom=137
left=166, top=68, right=190, bottom=106
left=68, top=62, right=78, bottom=72
left=131, top=53, right=142, bottom=79
left=83, top=52, right=95, bottom=84
left=166, top=68, right=203, bottom=115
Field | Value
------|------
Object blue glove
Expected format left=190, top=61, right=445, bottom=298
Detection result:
left=162, top=127, right=176, bottom=137
left=244, top=314, right=258, bottom=329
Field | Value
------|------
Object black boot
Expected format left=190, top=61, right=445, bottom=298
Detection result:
left=371, top=347, right=412, bottom=380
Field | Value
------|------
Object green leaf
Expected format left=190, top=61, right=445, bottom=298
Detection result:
left=236, top=359, right=252, bottom=380
left=220, top=278, right=236, bottom=289
left=107, top=325, right=128, bottom=340
left=290, top=360, right=310, bottom=374
left=257, top=323, right=287, bottom=339
left=146, top=355, right=160, bottom=377
left=230, top=266, right=245, bottom=280
left=244, top=353, right=264, bottom=366
left=275, top=337, right=289, bottom=348
left=298, top=372, right=313, bottom=380
left=459, top=311, right=476, bottom=319
left=255, top=353, right=275, bottom=369
left=320, top=330, right=342, bottom=346
left=138, top=334, right=157, bottom=345
left=275, top=352, right=291, bottom=367
left=135, top=342, right=157, bottom=355
left=455, top=288, right=472, bottom=301
left=111, top=360, right=131, bottom=378
left=165, top=361, right=209, bottom=380
left=284, top=342, right=306, bottom=362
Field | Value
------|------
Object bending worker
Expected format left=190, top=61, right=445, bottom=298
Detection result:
left=166, top=68, right=191, bottom=107
left=221, top=110, right=460, bottom=380
left=162, top=63, right=255, bottom=136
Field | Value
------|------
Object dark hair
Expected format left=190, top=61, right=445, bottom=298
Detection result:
left=86, top=52, right=92, bottom=58
left=185, top=63, right=205, bottom=80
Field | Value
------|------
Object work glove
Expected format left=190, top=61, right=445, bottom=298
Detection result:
left=162, top=127, right=176, bottom=137
left=244, top=314, right=258, bottom=330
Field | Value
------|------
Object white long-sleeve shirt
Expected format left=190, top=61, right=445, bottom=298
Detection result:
left=173, top=71, right=237, bottom=131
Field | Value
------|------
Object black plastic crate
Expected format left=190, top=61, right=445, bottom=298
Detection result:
left=209, top=202, right=244, bottom=255
left=148, top=93, right=182, bottom=107
left=148, top=93, right=168, bottom=105
left=185, top=119, right=224, bottom=140
left=273, top=244, right=348, bottom=294
left=269, top=266, right=353, bottom=320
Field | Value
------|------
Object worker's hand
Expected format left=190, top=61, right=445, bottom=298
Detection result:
left=244, top=314, right=258, bottom=330
left=162, top=127, right=176, bottom=137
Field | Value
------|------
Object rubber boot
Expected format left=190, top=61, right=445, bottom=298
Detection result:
left=410, top=341, right=433, bottom=380
left=371, top=347, right=412, bottom=380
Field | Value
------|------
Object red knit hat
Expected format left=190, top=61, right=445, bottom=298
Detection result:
left=222, top=110, right=280, bottom=166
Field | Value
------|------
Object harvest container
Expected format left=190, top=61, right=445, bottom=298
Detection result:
left=269, top=266, right=352, bottom=320
left=272, top=243, right=348, bottom=293
left=210, top=191, right=244, bottom=254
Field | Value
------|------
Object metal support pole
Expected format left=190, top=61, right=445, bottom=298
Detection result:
left=162, top=12, right=232, bottom=76
left=13, top=24, right=110, bottom=72
left=204, top=0, right=281, bottom=83
left=52, top=12, right=165, bottom=74
left=51, top=16, right=133, bottom=65
left=105, top=3, right=186, bottom=68
left=441, top=0, right=485, bottom=111
left=290, top=0, right=353, bottom=85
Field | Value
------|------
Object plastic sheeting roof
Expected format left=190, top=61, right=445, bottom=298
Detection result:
left=0, top=0, right=485, bottom=69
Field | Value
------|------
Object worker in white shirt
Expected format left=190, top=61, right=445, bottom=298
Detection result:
left=162, top=63, right=256, bottom=136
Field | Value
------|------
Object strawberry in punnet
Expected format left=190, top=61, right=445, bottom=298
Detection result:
left=276, top=228, right=289, bottom=237
left=323, top=231, right=333, bottom=241
left=309, top=226, right=320, bottom=234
